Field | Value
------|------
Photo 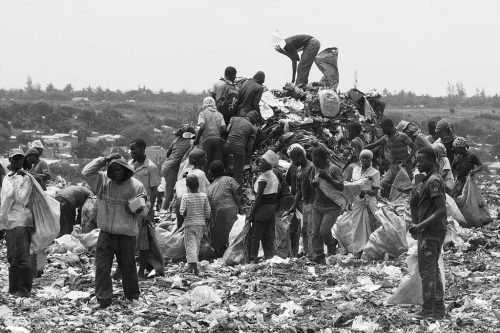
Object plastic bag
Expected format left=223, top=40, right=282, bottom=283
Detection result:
left=274, top=213, right=293, bottom=259
left=223, top=220, right=251, bottom=266
left=191, top=285, right=222, bottom=307
left=81, top=196, right=98, bottom=233
left=362, top=206, right=408, bottom=261
left=27, top=174, right=61, bottom=254
left=163, top=227, right=186, bottom=262
left=445, top=194, right=466, bottom=226
left=228, top=215, right=246, bottom=245
left=314, top=48, right=339, bottom=90
left=50, top=234, right=84, bottom=254
left=387, top=245, right=445, bottom=305
left=389, top=167, right=412, bottom=202
left=458, top=176, right=492, bottom=228
left=317, top=178, right=347, bottom=210
left=342, top=178, right=368, bottom=204
left=333, top=200, right=378, bottom=253
left=75, top=228, right=100, bottom=250
left=318, top=89, right=340, bottom=118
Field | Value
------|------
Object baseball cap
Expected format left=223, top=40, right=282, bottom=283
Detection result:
left=9, top=148, right=25, bottom=158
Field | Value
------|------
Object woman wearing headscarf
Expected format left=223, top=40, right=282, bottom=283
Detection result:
left=348, top=150, right=380, bottom=258
left=161, top=124, right=196, bottom=210
left=194, top=97, right=226, bottom=172
left=207, top=160, right=242, bottom=258
left=451, top=137, right=483, bottom=198
left=248, top=150, right=280, bottom=262
left=432, top=142, right=454, bottom=194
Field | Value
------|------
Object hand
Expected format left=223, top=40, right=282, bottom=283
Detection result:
left=105, top=153, right=121, bottom=162
left=409, top=225, right=420, bottom=236
left=318, top=170, right=328, bottom=179
left=274, top=45, right=284, bottom=53
left=286, top=207, right=295, bottom=215
left=145, top=211, right=154, bottom=222
left=312, top=180, right=319, bottom=188
left=359, top=190, right=366, bottom=199
left=469, top=170, right=476, bottom=177
left=125, top=205, right=133, bottom=214
left=402, top=157, right=412, bottom=167
left=193, top=139, right=200, bottom=146
left=238, top=207, right=244, bottom=215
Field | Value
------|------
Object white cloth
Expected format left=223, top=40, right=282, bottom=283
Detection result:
left=254, top=170, right=279, bottom=195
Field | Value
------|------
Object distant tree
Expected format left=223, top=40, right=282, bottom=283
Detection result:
left=121, top=123, right=154, bottom=146
left=25, top=76, right=34, bottom=93
left=63, top=83, right=74, bottom=95
left=45, top=83, right=56, bottom=93
left=72, top=142, right=102, bottom=158
left=16, top=133, right=32, bottom=145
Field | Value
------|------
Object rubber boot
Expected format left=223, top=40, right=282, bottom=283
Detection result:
left=16, top=268, right=33, bottom=298
left=8, top=267, right=19, bottom=295
left=326, top=245, right=336, bottom=257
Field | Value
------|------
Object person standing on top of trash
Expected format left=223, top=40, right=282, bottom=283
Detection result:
left=55, top=185, right=93, bottom=236
left=82, top=153, right=148, bottom=309
left=161, top=124, right=196, bottom=210
left=426, top=120, right=437, bottom=144
left=310, top=146, right=344, bottom=264
left=396, top=121, right=432, bottom=151
left=210, top=66, right=238, bottom=125
left=128, top=138, right=164, bottom=281
left=237, top=71, right=265, bottom=120
left=223, top=110, right=259, bottom=186
left=434, top=119, right=457, bottom=164
left=179, top=174, right=211, bottom=276
left=274, top=35, right=321, bottom=87
left=409, top=146, right=447, bottom=320
left=0, top=149, right=34, bottom=298
left=450, top=137, right=483, bottom=198
left=248, top=150, right=280, bottom=263
left=365, top=118, right=417, bottom=199
left=27, top=140, right=51, bottom=189
left=287, top=144, right=315, bottom=258
left=194, top=96, right=226, bottom=172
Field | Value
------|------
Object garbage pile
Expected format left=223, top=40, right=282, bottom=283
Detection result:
left=253, top=84, right=386, bottom=164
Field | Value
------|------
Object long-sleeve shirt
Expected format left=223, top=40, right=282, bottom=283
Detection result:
left=0, top=171, right=33, bottom=230
left=82, top=157, right=148, bottom=236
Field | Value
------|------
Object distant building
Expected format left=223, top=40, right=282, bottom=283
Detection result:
left=72, top=97, right=90, bottom=105
left=86, top=134, right=124, bottom=144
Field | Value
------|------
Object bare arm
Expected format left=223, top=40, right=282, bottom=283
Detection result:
left=147, top=186, right=158, bottom=221
left=291, top=60, right=297, bottom=84
left=364, top=137, right=386, bottom=150
left=411, top=195, right=446, bottom=232
left=194, top=123, right=205, bottom=145
left=318, top=170, right=344, bottom=191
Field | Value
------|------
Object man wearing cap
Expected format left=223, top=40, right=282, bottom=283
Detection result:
left=82, top=153, right=149, bottom=308
left=434, top=119, right=457, bottom=164
left=237, top=71, right=266, bottom=120
left=0, top=149, right=35, bottom=297
left=24, top=148, right=51, bottom=191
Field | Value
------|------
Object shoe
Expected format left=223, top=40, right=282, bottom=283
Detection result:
left=189, top=263, right=199, bottom=276
left=16, top=268, right=33, bottom=298
left=413, top=310, right=434, bottom=320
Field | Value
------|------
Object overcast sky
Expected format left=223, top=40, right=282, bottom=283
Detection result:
left=0, top=0, right=499, bottom=96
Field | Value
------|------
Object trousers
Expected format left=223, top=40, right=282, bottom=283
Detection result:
left=381, top=163, right=414, bottom=199
left=56, top=197, right=76, bottom=236
left=161, top=165, right=179, bottom=210
left=184, top=225, right=205, bottom=263
left=311, top=206, right=340, bottom=258
left=418, top=232, right=446, bottom=316
left=302, top=203, right=313, bottom=257
left=95, top=231, right=139, bottom=306
left=249, top=204, right=276, bottom=259
left=201, top=138, right=223, bottom=172
left=223, top=143, right=246, bottom=186
left=296, top=38, right=321, bottom=86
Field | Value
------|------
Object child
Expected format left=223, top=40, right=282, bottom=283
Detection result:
left=310, top=147, right=344, bottom=264
left=365, top=118, right=417, bottom=199
left=0, top=149, right=34, bottom=297
left=409, top=147, right=447, bottom=320
left=179, top=174, right=211, bottom=276
left=432, top=142, right=454, bottom=194
left=82, top=153, right=148, bottom=308
left=248, top=150, right=280, bottom=262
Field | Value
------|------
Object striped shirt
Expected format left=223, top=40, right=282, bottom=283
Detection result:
left=180, top=192, right=211, bottom=227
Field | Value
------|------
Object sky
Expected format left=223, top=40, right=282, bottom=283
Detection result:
left=0, top=0, right=499, bottom=96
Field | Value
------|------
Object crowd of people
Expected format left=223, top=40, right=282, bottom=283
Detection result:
left=0, top=62, right=486, bottom=318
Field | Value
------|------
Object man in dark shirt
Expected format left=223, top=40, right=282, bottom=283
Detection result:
left=275, top=35, right=321, bottom=86
left=55, top=185, right=93, bottom=236
left=237, top=71, right=265, bottom=119
left=409, top=146, right=447, bottom=320
left=450, top=136, right=482, bottom=198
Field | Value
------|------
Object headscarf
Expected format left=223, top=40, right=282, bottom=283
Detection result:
left=287, top=143, right=306, bottom=158
left=396, top=120, right=410, bottom=132
left=359, top=149, right=373, bottom=160
left=435, top=119, right=450, bottom=133
left=107, top=157, right=135, bottom=180
left=432, top=142, right=447, bottom=158
left=202, top=96, right=217, bottom=112
left=246, top=110, right=260, bottom=125
left=261, top=150, right=279, bottom=167
left=29, top=140, right=44, bottom=149
left=453, top=136, right=468, bottom=149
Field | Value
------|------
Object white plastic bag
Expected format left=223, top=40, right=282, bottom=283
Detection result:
left=191, top=286, right=222, bottom=307
left=228, top=214, right=246, bottom=245
left=318, top=89, right=340, bottom=118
